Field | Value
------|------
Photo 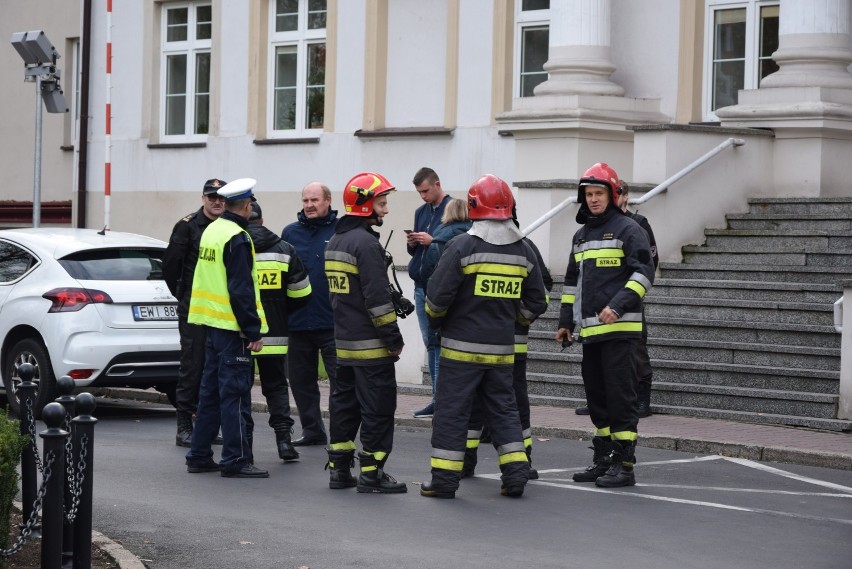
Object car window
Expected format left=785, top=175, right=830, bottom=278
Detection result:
left=59, top=248, right=166, bottom=281
left=0, top=240, right=38, bottom=283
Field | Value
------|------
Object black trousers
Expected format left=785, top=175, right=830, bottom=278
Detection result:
left=469, top=355, right=532, bottom=444
left=329, top=363, right=396, bottom=454
left=249, top=355, right=294, bottom=433
left=175, top=313, right=206, bottom=418
left=431, top=361, right=527, bottom=491
left=581, top=337, right=640, bottom=436
left=287, top=330, right=336, bottom=439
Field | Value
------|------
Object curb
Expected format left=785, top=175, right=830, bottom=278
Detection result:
left=92, top=387, right=852, bottom=471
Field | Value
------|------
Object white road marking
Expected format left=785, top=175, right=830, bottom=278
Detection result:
left=722, top=456, right=852, bottom=495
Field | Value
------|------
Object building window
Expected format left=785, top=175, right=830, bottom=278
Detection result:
left=515, top=0, right=549, bottom=97
left=269, top=0, right=326, bottom=135
left=161, top=3, right=212, bottom=139
left=704, top=1, right=779, bottom=119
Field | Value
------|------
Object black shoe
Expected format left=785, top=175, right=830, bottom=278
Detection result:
left=460, top=465, right=475, bottom=479
left=277, top=440, right=300, bottom=461
left=595, top=463, right=636, bottom=488
left=221, top=464, right=270, bottom=478
left=329, top=469, right=358, bottom=490
left=186, top=459, right=220, bottom=473
left=212, top=433, right=223, bottom=445
left=176, top=429, right=192, bottom=448
left=573, top=462, right=609, bottom=482
left=420, top=481, right=455, bottom=499
left=413, top=403, right=434, bottom=418
left=575, top=406, right=590, bottom=415
left=528, top=466, right=539, bottom=480
left=357, top=470, right=408, bottom=493
left=292, top=435, right=328, bottom=447
left=637, top=400, right=652, bottom=418
left=500, top=485, right=524, bottom=497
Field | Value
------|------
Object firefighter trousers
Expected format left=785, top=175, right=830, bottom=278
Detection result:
left=329, top=363, right=397, bottom=455
left=430, top=360, right=528, bottom=492
left=581, top=337, right=640, bottom=439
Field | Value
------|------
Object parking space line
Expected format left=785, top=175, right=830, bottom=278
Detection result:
left=633, top=484, right=852, bottom=497
left=722, top=457, right=852, bottom=495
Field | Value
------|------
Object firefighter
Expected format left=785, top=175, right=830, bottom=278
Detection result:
left=324, top=172, right=407, bottom=494
left=420, top=174, right=548, bottom=499
left=246, top=201, right=313, bottom=462
left=555, top=163, right=655, bottom=488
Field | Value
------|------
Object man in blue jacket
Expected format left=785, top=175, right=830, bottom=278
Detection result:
left=282, top=182, right=338, bottom=446
left=407, top=167, right=452, bottom=418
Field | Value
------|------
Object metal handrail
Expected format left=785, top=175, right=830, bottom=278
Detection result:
left=522, top=137, right=746, bottom=236
left=835, top=297, right=843, bottom=333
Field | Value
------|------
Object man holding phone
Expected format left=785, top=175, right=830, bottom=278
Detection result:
left=407, top=167, right=452, bottom=418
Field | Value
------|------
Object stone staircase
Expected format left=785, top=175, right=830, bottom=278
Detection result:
left=526, top=197, right=852, bottom=431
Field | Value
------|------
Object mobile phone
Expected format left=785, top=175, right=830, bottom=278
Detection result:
left=404, top=230, right=413, bottom=234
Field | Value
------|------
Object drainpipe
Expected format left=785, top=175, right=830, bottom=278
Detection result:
left=75, top=0, right=93, bottom=228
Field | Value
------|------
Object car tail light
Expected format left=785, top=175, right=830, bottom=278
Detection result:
left=43, top=288, right=113, bottom=313
left=68, top=369, right=94, bottom=380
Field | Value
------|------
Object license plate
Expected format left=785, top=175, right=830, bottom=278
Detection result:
left=132, top=304, right=178, bottom=321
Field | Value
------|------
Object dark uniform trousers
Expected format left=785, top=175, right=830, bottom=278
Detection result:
left=175, top=312, right=206, bottom=417
left=186, top=328, right=254, bottom=474
left=248, top=355, right=295, bottom=436
left=287, top=330, right=336, bottom=440
left=582, top=337, right=640, bottom=436
left=431, top=360, right=528, bottom=492
left=329, top=362, right=396, bottom=455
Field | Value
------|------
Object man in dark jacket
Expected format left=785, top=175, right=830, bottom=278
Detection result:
left=247, top=201, right=312, bottom=462
left=324, top=172, right=406, bottom=494
left=282, top=182, right=338, bottom=446
left=407, top=167, right=452, bottom=418
left=163, top=177, right=226, bottom=447
left=556, top=163, right=655, bottom=488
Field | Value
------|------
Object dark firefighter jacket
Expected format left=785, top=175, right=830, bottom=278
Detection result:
left=325, top=215, right=403, bottom=366
left=246, top=223, right=313, bottom=357
left=425, top=230, right=548, bottom=366
left=558, top=205, right=655, bottom=344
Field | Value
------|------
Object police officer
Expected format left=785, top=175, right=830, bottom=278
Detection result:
left=556, top=163, right=655, bottom=488
left=163, top=178, right=227, bottom=447
left=246, top=201, right=312, bottom=462
left=420, top=175, right=548, bottom=499
left=324, top=172, right=406, bottom=494
left=185, top=178, right=269, bottom=478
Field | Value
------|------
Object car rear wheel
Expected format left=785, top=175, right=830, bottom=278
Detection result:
left=4, top=338, right=57, bottom=419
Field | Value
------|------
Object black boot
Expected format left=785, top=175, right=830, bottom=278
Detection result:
left=175, top=413, right=193, bottom=448
left=637, top=382, right=652, bottom=418
left=356, top=452, right=407, bottom=494
left=526, top=446, right=539, bottom=480
left=276, top=429, right=300, bottom=461
left=595, top=440, right=636, bottom=488
left=572, top=437, right=613, bottom=482
left=460, top=446, right=478, bottom=478
left=326, top=449, right=357, bottom=490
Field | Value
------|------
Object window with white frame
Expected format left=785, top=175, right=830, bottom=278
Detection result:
left=269, top=0, right=327, bottom=135
left=160, top=3, right=212, bottom=139
left=704, top=0, right=779, bottom=120
left=515, top=0, right=549, bottom=98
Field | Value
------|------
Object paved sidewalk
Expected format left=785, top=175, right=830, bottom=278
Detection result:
left=250, top=382, right=852, bottom=471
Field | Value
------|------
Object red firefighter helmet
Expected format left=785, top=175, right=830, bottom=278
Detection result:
left=577, top=162, right=621, bottom=205
left=467, top=174, right=514, bottom=220
left=343, top=172, right=396, bottom=216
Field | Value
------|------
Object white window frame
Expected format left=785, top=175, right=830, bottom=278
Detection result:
left=702, top=0, right=779, bottom=121
left=159, top=2, right=212, bottom=142
left=267, top=0, right=327, bottom=138
left=514, top=1, right=550, bottom=98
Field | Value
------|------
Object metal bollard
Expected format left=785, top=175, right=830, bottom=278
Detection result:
left=55, top=376, right=76, bottom=569
left=15, top=363, right=40, bottom=537
left=40, top=402, right=69, bottom=569
left=71, top=393, right=97, bottom=569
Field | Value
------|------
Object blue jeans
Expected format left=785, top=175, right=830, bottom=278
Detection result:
left=186, top=328, right=254, bottom=473
left=414, top=286, right=440, bottom=398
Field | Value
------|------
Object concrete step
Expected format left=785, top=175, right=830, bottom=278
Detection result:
left=640, top=317, right=840, bottom=350
left=747, top=197, right=852, bottom=216
left=647, top=404, right=852, bottom=432
left=658, top=262, right=851, bottom=284
left=726, top=212, right=852, bottom=231
left=680, top=247, right=852, bottom=267
left=702, top=229, right=852, bottom=251
left=644, top=296, right=834, bottom=327
left=646, top=338, right=839, bottom=371
left=650, top=278, right=840, bottom=304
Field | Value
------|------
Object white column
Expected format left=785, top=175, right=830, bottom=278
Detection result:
left=761, top=0, right=852, bottom=89
left=533, top=0, right=624, bottom=96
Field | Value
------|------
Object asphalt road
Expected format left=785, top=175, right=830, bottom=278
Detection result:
left=82, top=399, right=852, bottom=569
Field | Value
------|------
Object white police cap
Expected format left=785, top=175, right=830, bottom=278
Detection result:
left=218, top=178, right=257, bottom=201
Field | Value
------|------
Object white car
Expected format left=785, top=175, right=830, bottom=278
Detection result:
left=0, top=228, right=180, bottom=416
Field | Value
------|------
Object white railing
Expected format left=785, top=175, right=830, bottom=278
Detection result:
left=522, top=137, right=746, bottom=236
left=835, top=297, right=844, bottom=334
